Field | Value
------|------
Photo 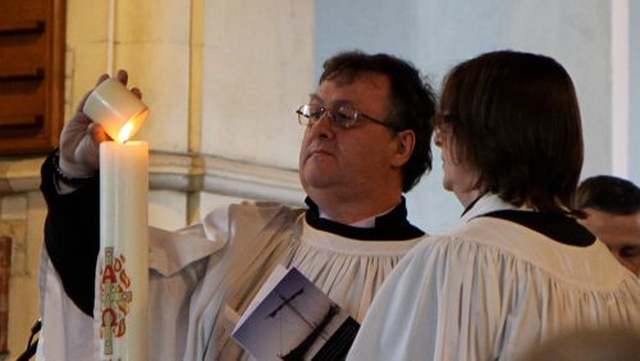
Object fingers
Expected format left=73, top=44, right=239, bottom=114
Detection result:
left=130, top=87, right=143, bottom=99
left=116, top=69, right=129, bottom=85
left=95, top=73, right=110, bottom=86
left=94, top=69, right=128, bottom=88
left=88, top=122, right=112, bottom=143
left=116, top=70, right=142, bottom=99
left=115, top=69, right=142, bottom=99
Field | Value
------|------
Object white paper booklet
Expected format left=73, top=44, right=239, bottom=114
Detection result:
left=231, top=265, right=359, bottom=361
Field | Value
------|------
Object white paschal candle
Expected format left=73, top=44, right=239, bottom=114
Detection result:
left=98, top=140, right=149, bottom=360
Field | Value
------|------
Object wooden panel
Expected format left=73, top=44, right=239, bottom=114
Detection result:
left=0, top=20, right=45, bottom=35
left=0, top=68, right=45, bottom=81
left=0, top=0, right=45, bottom=23
left=0, top=115, right=43, bottom=128
left=0, top=0, right=65, bottom=155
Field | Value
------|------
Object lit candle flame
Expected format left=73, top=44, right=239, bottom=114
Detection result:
left=117, top=121, right=135, bottom=143
left=115, top=110, right=149, bottom=143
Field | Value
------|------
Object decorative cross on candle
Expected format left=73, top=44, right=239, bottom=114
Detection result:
left=100, top=247, right=132, bottom=355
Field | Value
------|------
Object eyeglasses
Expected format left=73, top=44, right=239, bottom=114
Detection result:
left=296, top=104, right=400, bottom=130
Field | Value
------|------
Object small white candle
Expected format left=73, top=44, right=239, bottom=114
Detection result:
left=98, top=140, right=149, bottom=360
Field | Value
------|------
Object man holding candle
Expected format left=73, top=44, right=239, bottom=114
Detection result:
left=37, top=50, right=437, bottom=360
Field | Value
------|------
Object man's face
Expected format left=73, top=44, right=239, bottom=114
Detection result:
left=580, top=208, right=640, bottom=276
left=298, top=71, right=401, bottom=207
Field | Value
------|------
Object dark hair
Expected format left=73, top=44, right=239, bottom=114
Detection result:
left=436, top=50, right=583, bottom=213
left=320, top=50, right=436, bottom=192
left=573, top=175, right=640, bottom=215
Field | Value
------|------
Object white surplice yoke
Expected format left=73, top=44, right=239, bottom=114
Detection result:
left=347, top=194, right=640, bottom=361
left=37, top=201, right=423, bottom=361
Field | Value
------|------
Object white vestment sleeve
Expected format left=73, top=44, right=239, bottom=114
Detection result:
left=36, top=246, right=96, bottom=360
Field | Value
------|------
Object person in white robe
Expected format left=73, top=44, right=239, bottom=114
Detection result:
left=347, top=50, right=640, bottom=361
left=36, top=50, right=437, bottom=360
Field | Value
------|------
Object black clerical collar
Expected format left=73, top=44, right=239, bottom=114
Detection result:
left=481, top=210, right=595, bottom=247
left=304, top=197, right=424, bottom=241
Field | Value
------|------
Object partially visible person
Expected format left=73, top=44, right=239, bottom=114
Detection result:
left=37, top=51, right=437, bottom=360
left=573, top=175, right=640, bottom=276
left=346, top=50, right=640, bottom=361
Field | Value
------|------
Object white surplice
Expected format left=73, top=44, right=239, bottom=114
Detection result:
left=347, top=194, right=640, bottom=361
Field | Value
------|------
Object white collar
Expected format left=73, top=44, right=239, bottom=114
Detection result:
left=319, top=204, right=396, bottom=228
left=459, top=193, right=526, bottom=224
